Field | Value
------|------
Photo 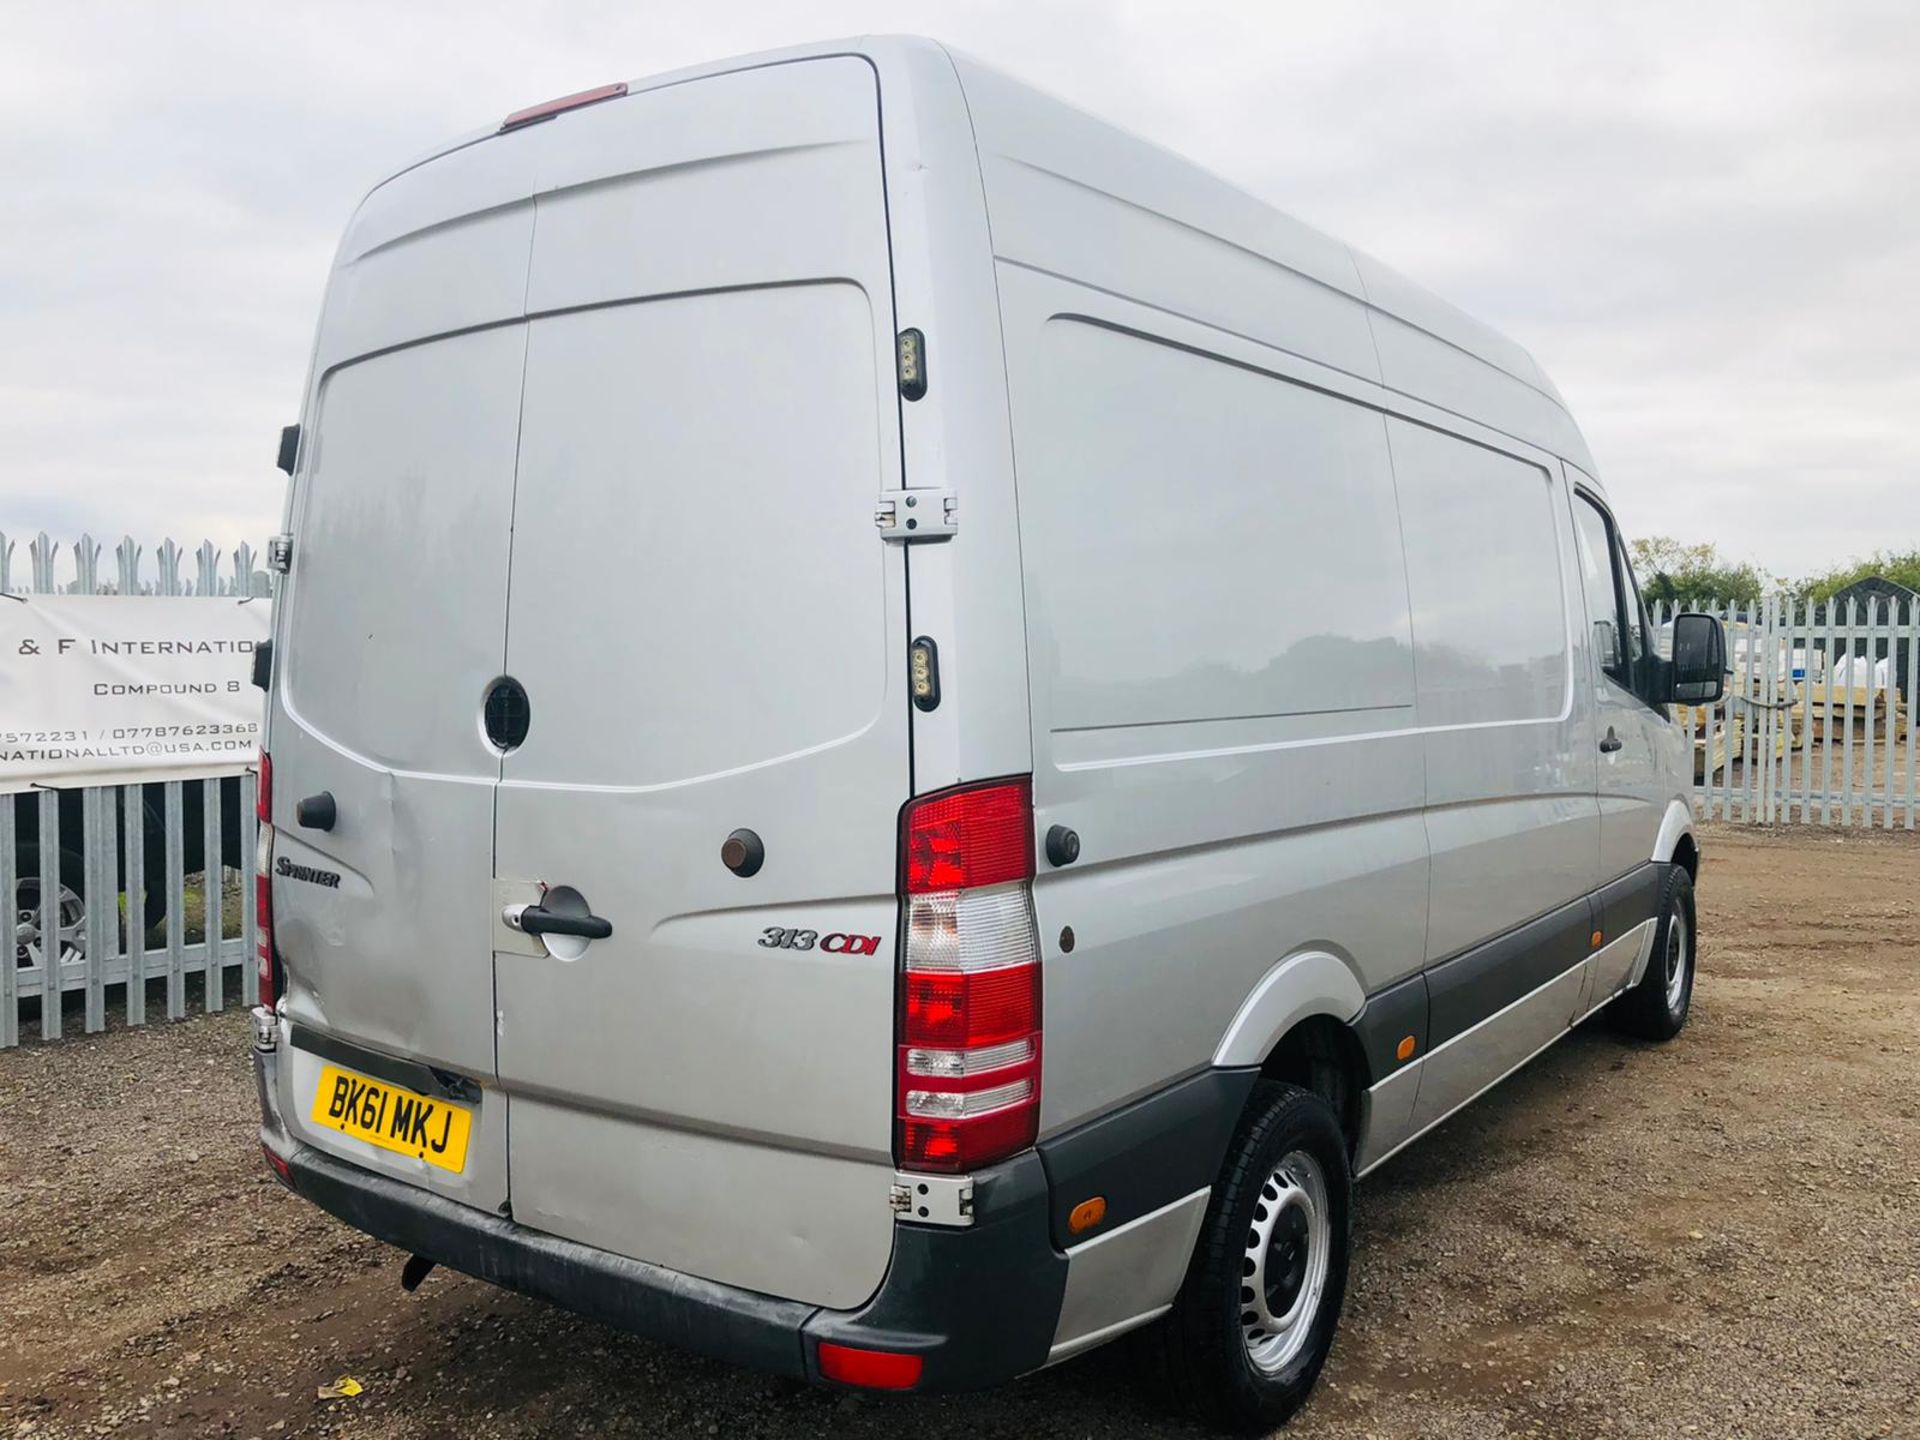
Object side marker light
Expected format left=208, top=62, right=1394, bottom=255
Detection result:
left=1068, top=1196, right=1107, bottom=1234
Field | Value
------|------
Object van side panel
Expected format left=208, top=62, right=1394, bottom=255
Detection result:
left=1388, top=417, right=1601, bottom=962
left=1352, top=253, right=1592, bottom=470
left=960, top=53, right=1630, bottom=1186
left=948, top=54, right=1379, bottom=385
left=1033, top=324, right=1413, bottom=731
left=992, top=264, right=1429, bottom=1137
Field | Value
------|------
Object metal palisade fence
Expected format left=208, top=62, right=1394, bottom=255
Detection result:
left=1656, top=596, right=1920, bottom=827
left=3, top=532, right=270, bottom=1048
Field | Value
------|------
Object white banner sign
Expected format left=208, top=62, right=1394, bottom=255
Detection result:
left=0, top=595, right=271, bottom=793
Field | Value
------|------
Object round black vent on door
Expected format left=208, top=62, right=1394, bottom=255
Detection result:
left=483, top=676, right=531, bottom=751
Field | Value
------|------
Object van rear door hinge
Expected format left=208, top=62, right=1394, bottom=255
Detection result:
left=267, top=534, right=293, bottom=573
left=875, top=488, right=956, bottom=541
left=890, top=1172, right=974, bottom=1228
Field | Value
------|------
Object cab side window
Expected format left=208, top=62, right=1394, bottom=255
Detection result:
left=1572, top=495, right=1626, bottom=678
left=1574, top=492, right=1662, bottom=711
left=1613, top=533, right=1650, bottom=672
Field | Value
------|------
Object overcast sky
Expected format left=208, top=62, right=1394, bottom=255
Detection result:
left=2, top=0, right=1914, bottom=583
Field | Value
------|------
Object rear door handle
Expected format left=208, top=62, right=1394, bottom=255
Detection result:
left=502, top=904, right=612, bottom=940
left=1599, top=727, right=1623, bottom=754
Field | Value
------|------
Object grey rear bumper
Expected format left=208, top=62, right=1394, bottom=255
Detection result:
left=254, top=1043, right=1067, bottom=1390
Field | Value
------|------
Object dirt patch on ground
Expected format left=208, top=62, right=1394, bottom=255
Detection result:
left=3, top=823, right=1917, bottom=1438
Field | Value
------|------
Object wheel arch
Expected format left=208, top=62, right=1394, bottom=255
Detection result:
left=1213, top=949, right=1366, bottom=1070
left=1256, top=1014, right=1370, bottom=1156
left=1652, top=798, right=1697, bottom=877
left=1213, top=950, right=1370, bottom=1153
left=1670, top=831, right=1699, bottom=881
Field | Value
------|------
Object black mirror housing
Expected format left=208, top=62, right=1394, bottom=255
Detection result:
left=1667, top=612, right=1726, bottom=704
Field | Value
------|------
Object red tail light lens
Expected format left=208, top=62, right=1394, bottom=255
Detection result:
left=817, top=1342, right=923, bottom=1390
left=903, top=965, right=1039, bottom=1050
left=902, top=778, right=1033, bottom=893
left=899, top=1099, right=1038, bottom=1175
left=895, top=780, right=1042, bottom=1174
left=255, top=752, right=277, bottom=1009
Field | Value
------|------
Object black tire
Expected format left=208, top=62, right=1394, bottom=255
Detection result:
left=1608, top=864, right=1696, bottom=1041
left=1156, top=1082, right=1352, bottom=1433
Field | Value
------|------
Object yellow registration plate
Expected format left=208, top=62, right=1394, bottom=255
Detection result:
left=310, top=1063, right=474, bottom=1174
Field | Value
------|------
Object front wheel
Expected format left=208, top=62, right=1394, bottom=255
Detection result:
left=1608, top=864, right=1696, bottom=1041
left=1156, top=1082, right=1351, bottom=1432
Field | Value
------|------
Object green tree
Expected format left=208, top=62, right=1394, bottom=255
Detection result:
left=1794, top=550, right=1920, bottom=602
left=1629, top=536, right=1767, bottom=608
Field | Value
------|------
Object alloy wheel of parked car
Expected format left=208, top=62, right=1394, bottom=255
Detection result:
left=15, top=875, right=86, bottom=972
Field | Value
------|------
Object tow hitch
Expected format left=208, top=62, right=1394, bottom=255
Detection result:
left=400, top=1255, right=436, bottom=1292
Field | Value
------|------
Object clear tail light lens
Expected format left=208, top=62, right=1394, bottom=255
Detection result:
left=895, top=780, right=1041, bottom=1174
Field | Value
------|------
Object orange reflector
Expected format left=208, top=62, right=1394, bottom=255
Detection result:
left=1591, top=930, right=1604, bottom=949
left=1396, top=1035, right=1416, bottom=1062
left=817, top=1342, right=923, bottom=1390
left=1068, top=1196, right=1107, bottom=1234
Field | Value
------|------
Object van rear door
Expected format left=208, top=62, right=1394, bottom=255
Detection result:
left=269, top=142, right=541, bottom=1217
left=490, top=59, right=912, bottom=1310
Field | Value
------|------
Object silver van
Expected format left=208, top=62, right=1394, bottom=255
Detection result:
left=249, top=37, right=1728, bottom=1431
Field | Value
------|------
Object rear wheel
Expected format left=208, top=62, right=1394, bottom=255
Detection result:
left=1608, top=864, right=1695, bottom=1041
left=1157, top=1082, right=1351, bottom=1432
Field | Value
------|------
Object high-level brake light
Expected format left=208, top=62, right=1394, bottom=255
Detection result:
left=895, top=779, right=1042, bottom=1173
left=500, top=82, right=628, bottom=132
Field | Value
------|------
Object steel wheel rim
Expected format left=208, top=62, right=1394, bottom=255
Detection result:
left=1663, top=907, right=1689, bottom=1013
left=1240, top=1148, right=1330, bottom=1375
left=15, top=878, right=85, bottom=971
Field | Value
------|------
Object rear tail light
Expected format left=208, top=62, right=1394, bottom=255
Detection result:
left=255, top=752, right=278, bottom=1009
left=902, top=780, right=1032, bottom=893
left=816, top=1341, right=923, bottom=1390
left=895, top=779, right=1041, bottom=1174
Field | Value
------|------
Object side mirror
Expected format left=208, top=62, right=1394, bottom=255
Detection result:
left=1667, top=612, right=1725, bottom=704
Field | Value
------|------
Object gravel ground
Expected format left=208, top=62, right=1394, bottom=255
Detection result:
left=2, top=822, right=1916, bottom=1438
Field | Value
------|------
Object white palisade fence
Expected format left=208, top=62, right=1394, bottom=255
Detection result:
left=3, top=532, right=269, bottom=1048
left=1658, top=596, right=1919, bottom=827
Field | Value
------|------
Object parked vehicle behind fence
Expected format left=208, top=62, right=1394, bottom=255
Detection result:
left=249, top=38, right=1728, bottom=1431
left=12, top=778, right=244, bottom=971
